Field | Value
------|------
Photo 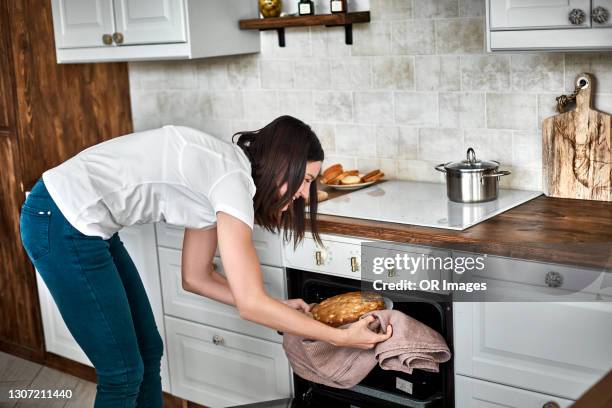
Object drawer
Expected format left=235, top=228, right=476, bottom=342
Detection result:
left=455, top=375, right=574, bottom=408
left=282, top=234, right=363, bottom=280
left=452, top=251, right=612, bottom=299
left=155, top=222, right=282, bottom=266
left=165, top=316, right=292, bottom=408
left=159, top=247, right=286, bottom=343
left=454, top=301, right=612, bottom=399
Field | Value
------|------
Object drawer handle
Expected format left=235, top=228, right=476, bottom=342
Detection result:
left=592, top=6, right=609, bottom=24
left=545, top=271, right=563, bottom=288
left=315, top=250, right=323, bottom=266
left=350, top=256, right=359, bottom=272
left=102, top=34, right=112, bottom=45
left=568, top=8, right=586, bottom=25
left=542, top=402, right=560, bottom=408
left=212, top=334, right=224, bottom=345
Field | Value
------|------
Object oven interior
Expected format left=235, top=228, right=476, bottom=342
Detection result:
left=286, top=268, right=454, bottom=408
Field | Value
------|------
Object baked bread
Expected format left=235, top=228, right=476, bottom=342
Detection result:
left=326, top=171, right=350, bottom=185
left=361, top=169, right=385, bottom=183
left=340, top=175, right=361, bottom=185
left=311, top=291, right=386, bottom=327
left=322, top=164, right=343, bottom=184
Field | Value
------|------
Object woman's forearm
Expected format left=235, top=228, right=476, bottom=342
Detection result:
left=184, top=270, right=236, bottom=306
left=240, top=294, right=343, bottom=345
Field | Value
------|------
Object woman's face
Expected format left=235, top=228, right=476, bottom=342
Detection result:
left=279, top=161, right=322, bottom=212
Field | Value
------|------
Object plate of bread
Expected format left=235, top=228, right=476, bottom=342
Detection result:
left=321, top=164, right=385, bottom=190
left=310, top=291, right=393, bottom=328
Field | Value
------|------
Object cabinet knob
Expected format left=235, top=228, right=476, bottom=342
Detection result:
left=545, top=271, right=564, bottom=288
left=568, top=8, right=586, bottom=25
left=112, top=32, right=124, bottom=44
left=350, top=256, right=359, bottom=272
left=592, top=6, right=610, bottom=24
left=212, top=334, right=224, bottom=345
left=102, top=34, right=112, bottom=45
left=542, top=402, right=560, bottom=408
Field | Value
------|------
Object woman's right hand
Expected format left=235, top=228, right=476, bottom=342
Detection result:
left=333, top=315, right=393, bottom=350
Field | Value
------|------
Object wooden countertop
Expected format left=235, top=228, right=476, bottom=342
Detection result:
left=314, top=181, right=612, bottom=270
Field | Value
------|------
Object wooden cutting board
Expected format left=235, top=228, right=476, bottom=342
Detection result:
left=542, top=72, right=612, bottom=201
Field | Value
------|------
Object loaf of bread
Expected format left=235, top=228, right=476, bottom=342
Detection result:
left=340, top=175, right=361, bottom=185
left=311, top=291, right=386, bottom=327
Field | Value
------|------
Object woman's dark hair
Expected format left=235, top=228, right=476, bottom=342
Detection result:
left=232, top=115, right=324, bottom=248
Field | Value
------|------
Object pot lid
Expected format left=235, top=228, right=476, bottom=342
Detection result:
left=444, top=148, right=499, bottom=172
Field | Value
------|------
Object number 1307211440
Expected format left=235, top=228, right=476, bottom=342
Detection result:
left=8, top=389, right=73, bottom=399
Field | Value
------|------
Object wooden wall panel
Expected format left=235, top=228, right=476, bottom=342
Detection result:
left=7, top=0, right=133, bottom=191
left=0, top=131, right=45, bottom=355
left=0, top=0, right=12, bottom=129
left=0, top=0, right=133, bottom=357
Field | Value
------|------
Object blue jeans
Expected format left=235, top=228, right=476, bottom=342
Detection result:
left=19, top=178, right=164, bottom=408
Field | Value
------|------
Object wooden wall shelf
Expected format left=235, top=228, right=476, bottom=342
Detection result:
left=239, top=11, right=370, bottom=47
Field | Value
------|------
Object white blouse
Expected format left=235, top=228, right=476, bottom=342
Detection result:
left=42, top=125, right=256, bottom=239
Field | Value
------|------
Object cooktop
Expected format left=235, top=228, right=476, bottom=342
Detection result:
left=316, top=180, right=542, bottom=231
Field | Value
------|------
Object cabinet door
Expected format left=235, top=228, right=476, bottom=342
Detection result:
left=112, top=0, right=186, bottom=45
left=454, top=301, right=612, bottom=400
left=455, top=375, right=574, bottom=408
left=165, top=316, right=292, bottom=408
left=51, top=0, right=115, bottom=48
left=159, top=247, right=286, bottom=343
left=489, top=0, right=591, bottom=29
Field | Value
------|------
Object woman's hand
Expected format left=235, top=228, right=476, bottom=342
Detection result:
left=280, top=298, right=312, bottom=314
left=332, top=315, right=393, bottom=350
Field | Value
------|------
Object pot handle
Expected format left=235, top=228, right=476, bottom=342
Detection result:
left=482, top=170, right=511, bottom=178
left=435, top=163, right=447, bottom=173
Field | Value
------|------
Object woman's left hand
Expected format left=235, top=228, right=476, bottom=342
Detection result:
left=280, top=298, right=312, bottom=314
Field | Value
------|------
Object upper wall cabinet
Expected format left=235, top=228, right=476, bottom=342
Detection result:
left=487, top=0, right=612, bottom=51
left=50, top=0, right=260, bottom=63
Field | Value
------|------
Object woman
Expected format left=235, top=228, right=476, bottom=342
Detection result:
left=19, top=115, right=392, bottom=407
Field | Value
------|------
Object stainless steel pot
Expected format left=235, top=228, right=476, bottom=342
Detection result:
left=435, top=147, right=511, bottom=203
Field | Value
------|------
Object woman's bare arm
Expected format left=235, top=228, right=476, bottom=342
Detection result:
left=215, top=212, right=348, bottom=344
left=181, top=227, right=235, bottom=306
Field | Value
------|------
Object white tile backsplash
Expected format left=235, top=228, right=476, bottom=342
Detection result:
left=129, top=0, right=612, bottom=191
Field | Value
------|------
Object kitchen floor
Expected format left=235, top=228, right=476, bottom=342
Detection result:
left=0, top=351, right=96, bottom=407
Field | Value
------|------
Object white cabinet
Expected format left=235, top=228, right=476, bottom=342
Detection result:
left=36, top=223, right=171, bottom=392
left=51, top=0, right=115, bottom=49
left=50, top=0, right=259, bottom=63
left=487, top=0, right=612, bottom=51
left=165, top=316, right=292, bottom=408
left=158, top=247, right=286, bottom=343
left=113, top=0, right=187, bottom=45
left=455, top=375, right=574, bottom=408
left=489, top=0, right=592, bottom=29
left=155, top=222, right=283, bottom=267
left=454, top=301, right=612, bottom=400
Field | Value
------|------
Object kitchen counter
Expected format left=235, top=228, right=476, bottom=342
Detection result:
left=314, top=181, right=612, bottom=270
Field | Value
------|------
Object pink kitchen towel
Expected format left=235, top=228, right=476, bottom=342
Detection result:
left=282, top=309, right=451, bottom=389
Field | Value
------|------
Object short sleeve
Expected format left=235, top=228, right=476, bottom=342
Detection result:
left=208, top=171, right=256, bottom=230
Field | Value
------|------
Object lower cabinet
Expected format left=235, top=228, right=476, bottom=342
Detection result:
left=36, top=223, right=171, bottom=392
left=454, top=301, right=612, bottom=400
left=158, top=247, right=286, bottom=343
left=455, top=375, right=574, bottom=407
left=165, top=316, right=293, bottom=408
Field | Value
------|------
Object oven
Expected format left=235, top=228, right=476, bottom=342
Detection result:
left=285, top=268, right=454, bottom=408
